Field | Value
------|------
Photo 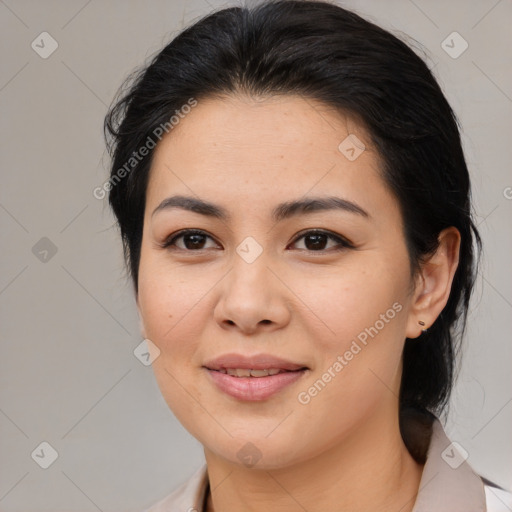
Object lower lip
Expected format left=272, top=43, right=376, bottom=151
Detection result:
left=205, top=369, right=307, bottom=401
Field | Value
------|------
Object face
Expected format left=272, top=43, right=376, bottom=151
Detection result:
left=137, top=94, right=418, bottom=469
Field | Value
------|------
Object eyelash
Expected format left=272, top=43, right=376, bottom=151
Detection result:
left=160, top=229, right=354, bottom=253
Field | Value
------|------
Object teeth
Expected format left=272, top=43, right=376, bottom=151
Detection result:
left=250, top=369, right=279, bottom=377
left=226, top=368, right=251, bottom=377
left=221, top=368, right=284, bottom=377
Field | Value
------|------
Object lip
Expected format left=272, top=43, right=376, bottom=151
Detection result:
left=203, top=353, right=308, bottom=401
left=203, top=353, right=307, bottom=372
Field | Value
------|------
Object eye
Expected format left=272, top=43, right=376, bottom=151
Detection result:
left=160, top=228, right=354, bottom=253
left=161, top=229, right=220, bottom=251
left=288, top=229, right=354, bottom=252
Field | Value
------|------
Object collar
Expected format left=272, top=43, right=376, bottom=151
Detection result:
left=145, top=414, right=487, bottom=511
left=411, top=414, right=486, bottom=511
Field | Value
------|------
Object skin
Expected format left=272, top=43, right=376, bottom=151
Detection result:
left=136, top=94, right=460, bottom=512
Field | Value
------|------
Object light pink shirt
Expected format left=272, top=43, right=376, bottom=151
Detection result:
left=143, top=417, right=511, bottom=511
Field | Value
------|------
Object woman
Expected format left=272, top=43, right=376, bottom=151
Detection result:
left=103, top=1, right=511, bottom=510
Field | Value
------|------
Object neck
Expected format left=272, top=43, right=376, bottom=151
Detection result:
left=203, top=405, right=424, bottom=512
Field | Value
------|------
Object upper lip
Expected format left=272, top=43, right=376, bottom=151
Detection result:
left=203, top=353, right=308, bottom=371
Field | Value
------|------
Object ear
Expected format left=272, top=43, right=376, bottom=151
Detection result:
left=406, top=227, right=461, bottom=339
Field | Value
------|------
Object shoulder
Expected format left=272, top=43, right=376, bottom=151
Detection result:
left=484, top=483, right=512, bottom=512
left=403, top=410, right=509, bottom=511
left=142, top=464, right=209, bottom=512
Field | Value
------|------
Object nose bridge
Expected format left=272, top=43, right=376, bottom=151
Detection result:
left=214, top=236, right=290, bottom=331
left=235, top=235, right=266, bottom=266
left=229, top=235, right=272, bottom=294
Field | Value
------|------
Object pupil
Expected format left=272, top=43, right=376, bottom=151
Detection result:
left=305, top=234, right=326, bottom=250
left=185, top=234, right=205, bottom=249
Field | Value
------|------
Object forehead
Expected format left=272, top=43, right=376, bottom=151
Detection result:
left=146, top=94, right=393, bottom=217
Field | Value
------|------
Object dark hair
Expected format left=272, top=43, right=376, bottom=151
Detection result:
left=104, top=0, right=481, bottom=422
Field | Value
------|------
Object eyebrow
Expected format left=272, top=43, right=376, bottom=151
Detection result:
left=151, top=194, right=370, bottom=222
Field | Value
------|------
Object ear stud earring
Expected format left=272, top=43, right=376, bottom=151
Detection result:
left=418, top=320, right=428, bottom=334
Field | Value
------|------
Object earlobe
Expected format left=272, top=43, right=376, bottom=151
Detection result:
left=406, top=227, right=461, bottom=339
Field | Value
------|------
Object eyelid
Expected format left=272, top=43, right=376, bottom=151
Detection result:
left=289, top=229, right=355, bottom=250
left=160, top=229, right=220, bottom=250
left=160, top=228, right=355, bottom=252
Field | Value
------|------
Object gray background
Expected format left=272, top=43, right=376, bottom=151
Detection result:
left=0, top=0, right=510, bottom=510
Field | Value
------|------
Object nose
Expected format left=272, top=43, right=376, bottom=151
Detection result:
left=213, top=250, right=291, bottom=335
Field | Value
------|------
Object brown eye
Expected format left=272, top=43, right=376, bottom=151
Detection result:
left=162, top=230, right=219, bottom=251
left=290, top=230, right=354, bottom=252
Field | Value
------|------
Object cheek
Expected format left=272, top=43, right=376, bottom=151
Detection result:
left=137, top=265, right=211, bottom=431
left=292, top=262, right=409, bottom=409
left=136, top=254, right=211, bottom=377
left=138, top=247, right=208, bottom=335
left=295, top=262, right=409, bottom=350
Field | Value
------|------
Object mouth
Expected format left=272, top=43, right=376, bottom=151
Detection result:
left=203, top=353, right=309, bottom=401
left=211, top=367, right=302, bottom=377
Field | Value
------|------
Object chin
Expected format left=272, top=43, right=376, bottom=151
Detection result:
left=202, top=428, right=314, bottom=471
